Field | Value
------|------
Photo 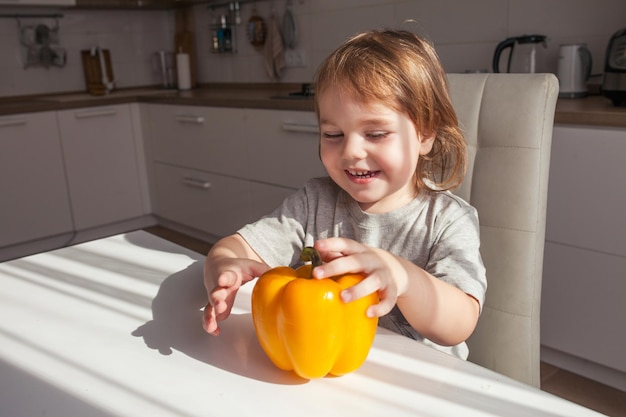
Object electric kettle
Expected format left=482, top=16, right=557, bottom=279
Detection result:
left=493, top=34, right=548, bottom=73
left=557, top=43, right=592, bottom=98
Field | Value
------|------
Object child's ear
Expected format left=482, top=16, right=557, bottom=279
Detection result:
left=419, top=131, right=437, bottom=155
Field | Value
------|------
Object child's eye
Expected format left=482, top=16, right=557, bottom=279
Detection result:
left=323, top=132, right=343, bottom=139
left=367, top=131, right=389, bottom=139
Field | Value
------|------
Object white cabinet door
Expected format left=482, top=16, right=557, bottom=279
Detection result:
left=147, top=104, right=248, bottom=178
left=146, top=106, right=326, bottom=240
left=153, top=162, right=254, bottom=237
left=245, top=109, right=326, bottom=189
left=545, top=125, right=626, bottom=256
left=542, top=242, right=626, bottom=373
left=248, top=181, right=295, bottom=220
left=541, top=125, right=626, bottom=378
left=57, top=104, right=145, bottom=230
left=0, top=112, right=73, bottom=247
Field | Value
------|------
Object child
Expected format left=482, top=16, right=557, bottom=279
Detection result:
left=202, top=29, right=486, bottom=359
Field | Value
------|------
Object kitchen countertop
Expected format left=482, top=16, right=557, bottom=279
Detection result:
left=553, top=94, right=626, bottom=127
left=1, top=83, right=625, bottom=128
left=0, top=84, right=315, bottom=115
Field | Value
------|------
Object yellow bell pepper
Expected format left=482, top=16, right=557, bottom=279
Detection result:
left=251, top=247, right=378, bottom=379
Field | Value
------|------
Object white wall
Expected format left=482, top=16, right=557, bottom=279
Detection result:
left=1, top=0, right=625, bottom=97
left=194, top=0, right=626, bottom=84
left=0, top=8, right=174, bottom=97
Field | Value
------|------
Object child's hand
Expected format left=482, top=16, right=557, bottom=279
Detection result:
left=203, top=256, right=269, bottom=336
left=312, top=238, right=411, bottom=318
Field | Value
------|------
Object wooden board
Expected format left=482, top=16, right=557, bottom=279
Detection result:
left=81, top=49, right=114, bottom=96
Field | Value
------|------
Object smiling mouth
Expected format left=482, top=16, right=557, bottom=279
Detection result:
left=346, top=169, right=380, bottom=179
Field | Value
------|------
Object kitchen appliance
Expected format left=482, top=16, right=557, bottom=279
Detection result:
left=493, top=34, right=548, bottom=73
left=602, top=27, right=626, bottom=106
left=557, top=43, right=592, bottom=98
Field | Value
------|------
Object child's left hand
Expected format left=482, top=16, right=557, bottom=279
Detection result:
left=311, top=237, right=412, bottom=318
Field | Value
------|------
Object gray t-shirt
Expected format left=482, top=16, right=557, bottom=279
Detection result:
left=238, top=177, right=486, bottom=359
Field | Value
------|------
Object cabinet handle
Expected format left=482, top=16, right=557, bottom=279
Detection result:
left=0, top=118, right=27, bottom=127
left=282, top=122, right=319, bottom=134
left=176, top=115, right=205, bottom=124
left=183, top=176, right=211, bottom=189
left=74, top=109, right=118, bottom=119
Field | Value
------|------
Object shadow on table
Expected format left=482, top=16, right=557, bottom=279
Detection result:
left=128, top=233, right=305, bottom=385
left=0, top=358, right=118, bottom=417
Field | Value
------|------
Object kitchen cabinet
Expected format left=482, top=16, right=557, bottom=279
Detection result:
left=0, top=111, right=73, bottom=252
left=148, top=104, right=248, bottom=178
left=146, top=104, right=251, bottom=238
left=153, top=163, right=253, bottom=237
left=541, top=124, right=626, bottom=390
left=245, top=109, right=326, bottom=188
left=145, top=104, right=324, bottom=240
left=57, top=104, right=147, bottom=230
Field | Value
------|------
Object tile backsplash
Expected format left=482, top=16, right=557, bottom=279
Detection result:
left=1, top=0, right=625, bottom=97
left=0, top=8, right=174, bottom=97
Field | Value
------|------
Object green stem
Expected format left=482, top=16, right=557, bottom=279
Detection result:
left=300, top=246, right=323, bottom=279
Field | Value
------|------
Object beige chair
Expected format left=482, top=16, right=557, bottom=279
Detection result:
left=446, top=73, right=559, bottom=387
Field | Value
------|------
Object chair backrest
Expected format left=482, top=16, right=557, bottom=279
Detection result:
left=447, top=73, right=559, bottom=387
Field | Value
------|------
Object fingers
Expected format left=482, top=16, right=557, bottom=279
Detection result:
left=312, top=238, right=367, bottom=278
left=203, top=260, right=270, bottom=336
left=312, top=238, right=374, bottom=284
left=202, top=301, right=222, bottom=336
left=340, top=276, right=397, bottom=318
left=314, top=237, right=363, bottom=260
left=313, top=238, right=401, bottom=318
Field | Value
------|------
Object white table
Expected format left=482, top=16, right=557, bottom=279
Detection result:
left=0, top=231, right=604, bottom=417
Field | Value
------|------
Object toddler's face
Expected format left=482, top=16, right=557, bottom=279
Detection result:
left=318, top=89, right=435, bottom=214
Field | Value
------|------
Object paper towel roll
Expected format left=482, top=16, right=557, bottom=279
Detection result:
left=176, top=52, right=191, bottom=90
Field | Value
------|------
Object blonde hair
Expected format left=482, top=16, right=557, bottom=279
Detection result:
left=313, top=29, right=466, bottom=192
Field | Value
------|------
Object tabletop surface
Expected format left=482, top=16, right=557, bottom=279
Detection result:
left=0, top=231, right=604, bottom=417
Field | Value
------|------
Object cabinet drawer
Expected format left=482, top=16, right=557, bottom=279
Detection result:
left=245, top=109, right=326, bottom=188
left=248, top=181, right=295, bottom=220
left=541, top=242, right=626, bottom=373
left=147, top=105, right=247, bottom=177
left=153, top=163, right=253, bottom=237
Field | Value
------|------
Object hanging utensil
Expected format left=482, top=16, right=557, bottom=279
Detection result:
left=282, top=1, right=297, bottom=49
left=51, top=46, right=67, bottom=67
left=247, top=7, right=266, bottom=47
left=24, top=45, right=39, bottom=68
left=35, top=24, right=50, bottom=45
left=20, top=24, right=36, bottom=47
left=38, top=45, right=54, bottom=68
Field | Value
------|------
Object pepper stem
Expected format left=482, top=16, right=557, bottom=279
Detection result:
left=301, top=246, right=323, bottom=279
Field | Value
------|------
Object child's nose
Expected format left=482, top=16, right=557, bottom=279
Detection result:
left=342, top=135, right=367, bottom=160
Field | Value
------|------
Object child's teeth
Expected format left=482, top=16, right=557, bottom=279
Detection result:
left=349, top=170, right=373, bottom=178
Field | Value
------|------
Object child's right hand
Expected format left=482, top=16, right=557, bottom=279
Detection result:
left=202, top=235, right=269, bottom=336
